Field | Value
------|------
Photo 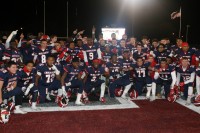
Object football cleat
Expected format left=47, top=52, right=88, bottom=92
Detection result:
left=194, top=94, right=200, bottom=106
left=99, top=97, right=106, bottom=103
left=75, top=101, right=85, bottom=106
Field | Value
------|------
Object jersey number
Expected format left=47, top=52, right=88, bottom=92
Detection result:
left=89, top=52, right=94, bottom=60
left=46, top=74, right=55, bottom=83
left=41, top=55, right=46, bottom=63
left=137, top=70, right=145, bottom=77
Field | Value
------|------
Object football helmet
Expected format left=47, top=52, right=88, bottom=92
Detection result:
left=0, top=104, right=10, bottom=124
left=57, top=96, right=69, bottom=108
left=129, top=90, right=138, bottom=100
left=167, top=93, right=177, bottom=103
left=40, top=35, right=50, bottom=40
left=194, top=94, right=200, bottom=106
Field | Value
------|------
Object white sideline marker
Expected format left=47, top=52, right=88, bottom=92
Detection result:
left=176, top=98, right=200, bottom=114
left=22, top=98, right=139, bottom=112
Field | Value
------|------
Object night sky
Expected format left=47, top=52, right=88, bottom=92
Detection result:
left=0, top=0, right=199, bottom=44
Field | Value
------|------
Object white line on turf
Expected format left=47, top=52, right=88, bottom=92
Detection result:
left=22, top=97, right=139, bottom=112
left=176, top=98, right=200, bottom=114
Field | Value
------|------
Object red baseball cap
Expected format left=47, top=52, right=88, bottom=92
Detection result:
left=182, top=42, right=189, bottom=47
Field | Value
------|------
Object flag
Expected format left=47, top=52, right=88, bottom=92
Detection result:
left=171, top=8, right=181, bottom=19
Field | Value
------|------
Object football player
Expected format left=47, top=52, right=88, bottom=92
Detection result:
left=109, top=51, right=132, bottom=99
left=0, top=61, right=26, bottom=114
left=82, top=38, right=102, bottom=66
left=129, top=57, right=153, bottom=98
left=61, top=57, right=85, bottom=105
left=35, top=55, right=62, bottom=103
left=151, top=59, right=176, bottom=101
left=17, top=61, right=39, bottom=110
left=176, top=57, right=195, bottom=105
left=84, top=59, right=109, bottom=103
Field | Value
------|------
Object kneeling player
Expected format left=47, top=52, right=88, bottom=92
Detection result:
left=176, top=57, right=195, bottom=105
left=17, top=61, right=39, bottom=110
left=109, top=52, right=132, bottom=99
left=35, top=55, right=62, bottom=103
left=61, top=57, right=85, bottom=105
left=129, top=57, right=152, bottom=98
left=152, top=59, right=176, bottom=101
left=0, top=61, right=26, bottom=114
left=84, top=59, right=109, bottom=103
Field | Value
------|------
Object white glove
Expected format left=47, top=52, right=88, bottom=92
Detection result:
left=80, top=71, right=86, bottom=79
left=24, top=83, right=34, bottom=96
left=65, top=82, right=71, bottom=86
left=52, top=65, right=60, bottom=75
left=12, top=30, right=18, bottom=35
left=62, top=86, right=67, bottom=97
left=22, top=87, right=26, bottom=92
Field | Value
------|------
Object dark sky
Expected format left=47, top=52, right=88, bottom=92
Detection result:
left=0, top=0, right=199, bottom=44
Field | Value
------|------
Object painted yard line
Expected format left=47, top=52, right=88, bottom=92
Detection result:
left=22, top=97, right=139, bottom=112
left=176, top=98, right=200, bottom=114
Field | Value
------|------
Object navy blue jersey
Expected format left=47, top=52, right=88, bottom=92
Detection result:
left=195, top=50, right=200, bottom=61
left=20, top=44, right=35, bottom=63
left=33, top=39, right=41, bottom=46
left=4, top=48, right=22, bottom=63
left=36, top=63, right=57, bottom=85
left=102, top=52, right=112, bottom=63
left=34, top=46, right=53, bottom=64
left=109, top=44, right=120, bottom=55
left=154, top=51, right=171, bottom=64
left=82, top=43, right=100, bottom=63
left=196, top=67, right=200, bottom=77
left=85, top=66, right=105, bottom=83
left=155, top=64, right=175, bottom=80
left=176, top=48, right=196, bottom=62
left=131, top=62, right=150, bottom=81
left=63, top=65, right=82, bottom=83
left=119, top=59, right=132, bottom=77
left=127, top=44, right=137, bottom=54
left=118, top=46, right=130, bottom=56
left=17, top=68, right=36, bottom=87
left=0, top=69, right=18, bottom=92
left=106, top=62, right=121, bottom=79
left=133, top=51, right=147, bottom=61
left=176, top=65, right=195, bottom=82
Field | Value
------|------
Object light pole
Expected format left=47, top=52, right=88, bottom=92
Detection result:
left=186, top=25, right=190, bottom=42
left=67, top=1, right=69, bottom=37
left=44, top=0, right=46, bottom=34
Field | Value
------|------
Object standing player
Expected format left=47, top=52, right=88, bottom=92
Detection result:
left=33, top=39, right=54, bottom=65
left=3, top=40, right=23, bottom=66
left=176, top=57, right=195, bottom=105
left=175, top=42, right=196, bottom=64
left=82, top=38, right=102, bottom=66
left=35, top=55, right=62, bottom=103
left=0, top=61, right=26, bottom=114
